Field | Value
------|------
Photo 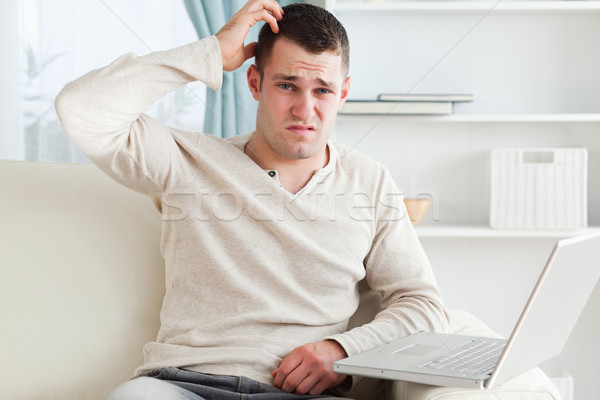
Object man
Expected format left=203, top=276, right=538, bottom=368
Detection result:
left=55, top=1, right=448, bottom=399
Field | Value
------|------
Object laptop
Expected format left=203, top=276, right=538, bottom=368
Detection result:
left=334, top=231, right=600, bottom=389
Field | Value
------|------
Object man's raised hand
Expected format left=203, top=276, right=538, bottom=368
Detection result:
left=216, top=0, right=284, bottom=72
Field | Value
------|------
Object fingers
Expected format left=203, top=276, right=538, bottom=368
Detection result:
left=244, top=8, right=278, bottom=30
left=251, top=0, right=285, bottom=23
left=216, top=0, right=284, bottom=71
left=272, top=341, right=348, bottom=395
left=272, top=353, right=302, bottom=390
left=273, top=356, right=315, bottom=394
left=282, top=363, right=329, bottom=395
left=242, top=0, right=284, bottom=33
left=274, top=357, right=337, bottom=395
left=263, top=3, right=284, bottom=34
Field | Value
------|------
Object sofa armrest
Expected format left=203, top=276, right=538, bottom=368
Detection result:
left=1, top=161, right=165, bottom=400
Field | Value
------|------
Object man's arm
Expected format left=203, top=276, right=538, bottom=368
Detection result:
left=272, top=191, right=448, bottom=396
left=55, top=0, right=283, bottom=195
left=327, top=175, right=449, bottom=357
left=54, top=37, right=224, bottom=196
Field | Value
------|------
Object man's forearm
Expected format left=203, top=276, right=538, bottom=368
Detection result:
left=331, top=293, right=449, bottom=358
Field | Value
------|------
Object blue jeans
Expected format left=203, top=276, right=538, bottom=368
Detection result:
left=101, top=367, right=351, bottom=400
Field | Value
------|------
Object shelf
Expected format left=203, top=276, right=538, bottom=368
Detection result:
left=330, top=1, right=600, bottom=13
left=337, top=113, right=600, bottom=123
left=414, top=224, right=600, bottom=238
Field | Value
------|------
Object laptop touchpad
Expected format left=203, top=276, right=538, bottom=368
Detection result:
left=392, top=344, right=441, bottom=356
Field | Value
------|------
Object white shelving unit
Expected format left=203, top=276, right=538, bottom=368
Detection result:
left=329, top=0, right=600, bottom=236
left=337, top=112, right=600, bottom=123
left=414, top=224, right=600, bottom=238
left=326, top=2, right=600, bottom=398
left=338, top=113, right=600, bottom=123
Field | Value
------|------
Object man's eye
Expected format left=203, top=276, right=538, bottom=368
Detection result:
left=279, top=83, right=292, bottom=90
left=317, top=88, right=332, bottom=95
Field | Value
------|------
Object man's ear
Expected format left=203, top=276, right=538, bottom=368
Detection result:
left=247, top=64, right=260, bottom=101
left=338, top=76, right=351, bottom=110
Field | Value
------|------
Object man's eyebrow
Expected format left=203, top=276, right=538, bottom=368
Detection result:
left=272, top=74, right=335, bottom=88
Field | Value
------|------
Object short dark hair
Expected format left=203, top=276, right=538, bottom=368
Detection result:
left=255, top=3, right=349, bottom=78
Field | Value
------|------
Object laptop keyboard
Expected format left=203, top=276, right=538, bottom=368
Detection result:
left=417, top=339, right=506, bottom=375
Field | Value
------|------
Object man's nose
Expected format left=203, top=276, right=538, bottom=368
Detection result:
left=291, top=92, right=316, bottom=121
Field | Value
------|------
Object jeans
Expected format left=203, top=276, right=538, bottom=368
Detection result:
left=101, top=367, right=351, bottom=400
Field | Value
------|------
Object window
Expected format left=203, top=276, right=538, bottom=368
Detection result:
left=4, top=0, right=205, bottom=162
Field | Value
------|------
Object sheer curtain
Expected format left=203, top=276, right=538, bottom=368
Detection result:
left=9, top=0, right=205, bottom=163
left=0, top=1, right=24, bottom=160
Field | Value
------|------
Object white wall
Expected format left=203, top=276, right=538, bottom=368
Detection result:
left=344, top=12, right=600, bottom=113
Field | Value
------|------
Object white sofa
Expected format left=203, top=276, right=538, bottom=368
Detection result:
left=0, top=160, right=561, bottom=400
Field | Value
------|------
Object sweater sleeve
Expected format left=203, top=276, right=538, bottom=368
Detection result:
left=55, top=36, right=223, bottom=198
left=327, top=173, right=449, bottom=357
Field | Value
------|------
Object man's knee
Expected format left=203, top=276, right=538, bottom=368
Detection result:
left=101, top=376, right=197, bottom=400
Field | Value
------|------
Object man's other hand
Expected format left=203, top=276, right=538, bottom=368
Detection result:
left=272, top=340, right=348, bottom=395
left=216, top=0, right=284, bottom=72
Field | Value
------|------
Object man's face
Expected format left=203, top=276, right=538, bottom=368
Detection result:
left=247, top=37, right=350, bottom=161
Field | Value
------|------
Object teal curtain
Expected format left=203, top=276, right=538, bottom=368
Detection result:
left=183, top=0, right=302, bottom=138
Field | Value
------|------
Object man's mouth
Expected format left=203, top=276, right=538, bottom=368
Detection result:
left=286, top=124, right=316, bottom=135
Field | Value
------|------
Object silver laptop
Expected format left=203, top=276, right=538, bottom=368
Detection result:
left=334, top=231, right=600, bottom=389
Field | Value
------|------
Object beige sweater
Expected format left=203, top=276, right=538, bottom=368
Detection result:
left=55, top=36, right=448, bottom=385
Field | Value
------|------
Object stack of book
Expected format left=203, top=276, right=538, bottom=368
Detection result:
left=339, top=93, right=473, bottom=115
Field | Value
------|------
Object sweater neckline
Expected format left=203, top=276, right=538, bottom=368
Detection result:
left=227, top=132, right=337, bottom=196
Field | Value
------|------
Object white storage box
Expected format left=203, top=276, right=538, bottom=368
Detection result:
left=490, top=148, right=588, bottom=229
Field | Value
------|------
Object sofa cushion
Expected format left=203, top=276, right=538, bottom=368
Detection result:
left=390, top=368, right=560, bottom=400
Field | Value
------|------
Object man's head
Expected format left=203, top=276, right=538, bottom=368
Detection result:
left=255, top=3, right=350, bottom=79
left=246, top=2, right=351, bottom=165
